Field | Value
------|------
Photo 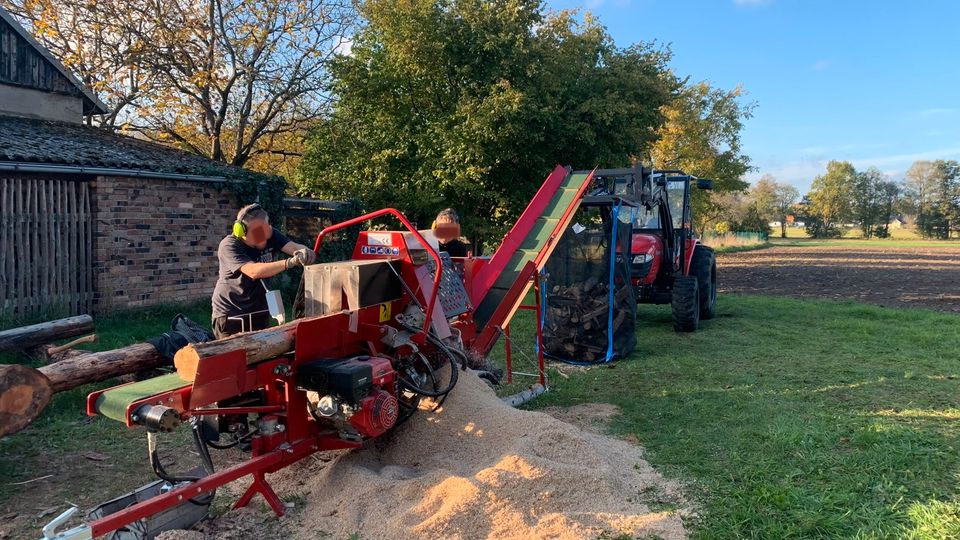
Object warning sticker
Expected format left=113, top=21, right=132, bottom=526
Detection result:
left=379, top=302, right=391, bottom=322
left=367, top=233, right=393, bottom=246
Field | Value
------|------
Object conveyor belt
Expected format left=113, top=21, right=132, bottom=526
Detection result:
left=473, top=168, right=593, bottom=329
left=94, top=373, right=189, bottom=423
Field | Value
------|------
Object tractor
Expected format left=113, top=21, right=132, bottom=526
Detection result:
left=592, top=166, right=717, bottom=332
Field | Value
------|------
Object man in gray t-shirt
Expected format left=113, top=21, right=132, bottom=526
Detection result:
left=211, top=204, right=316, bottom=339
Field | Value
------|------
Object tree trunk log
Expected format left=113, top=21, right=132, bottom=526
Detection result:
left=0, top=342, right=164, bottom=437
left=0, top=365, right=52, bottom=438
left=174, top=321, right=299, bottom=380
left=40, top=342, right=164, bottom=393
left=0, top=315, right=94, bottom=353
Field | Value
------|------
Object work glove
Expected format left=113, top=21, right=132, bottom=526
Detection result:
left=294, top=248, right=317, bottom=266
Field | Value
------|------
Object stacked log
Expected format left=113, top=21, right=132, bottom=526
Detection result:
left=0, top=315, right=94, bottom=353
left=543, top=278, right=634, bottom=362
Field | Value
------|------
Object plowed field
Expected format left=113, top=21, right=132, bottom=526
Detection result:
left=717, top=243, right=960, bottom=312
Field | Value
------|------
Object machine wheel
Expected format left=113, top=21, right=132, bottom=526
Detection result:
left=671, top=275, right=700, bottom=332
left=691, top=246, right=717, bottom=320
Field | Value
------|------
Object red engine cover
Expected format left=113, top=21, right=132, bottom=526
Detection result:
left=350, top=390, right=399, bottom=437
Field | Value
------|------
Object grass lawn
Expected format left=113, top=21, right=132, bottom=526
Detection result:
left=6, top=296, right=960, bottom=538
left=0, top=302, right=210, bottom=536
left=494, top=295, right=960, bottom=538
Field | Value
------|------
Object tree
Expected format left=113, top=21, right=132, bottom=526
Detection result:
left=748, top=175, right=778, bottom=222
left=852, top=167, right=889, bottom=239
left=917, top=160, right=960, bottom=239
left=905, top=160, right=937, bottom=226
left=746, top=174, right=799, bottom=238
left=648, top=81, right=754, bottom=234
left=298, top=0, right=679, bottom=249
left=773, top=181, right=800, bottom=239
left=3, top=0, right=355, bottom=168
left=875, top=179, right=902, bottom=238
left=806, top=161, right=856, bottom=237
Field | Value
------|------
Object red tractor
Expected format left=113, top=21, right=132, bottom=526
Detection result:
left=593, top=166, right=717, bottom=332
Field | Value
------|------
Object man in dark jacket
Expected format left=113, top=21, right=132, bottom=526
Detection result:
left=432, top=208, right=469, bottom=257
left=211, top=203, right=316, bottom=338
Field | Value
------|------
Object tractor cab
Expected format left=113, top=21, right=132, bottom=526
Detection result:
left=632, top=171, right=713, bottom=286
left=595, top=166, right=717, bottom=332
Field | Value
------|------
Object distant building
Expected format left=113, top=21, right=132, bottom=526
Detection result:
left=0, top=7, right=284, bottom=319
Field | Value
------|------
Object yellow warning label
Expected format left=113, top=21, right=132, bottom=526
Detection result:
left=379, top=302, right=391, bottom=323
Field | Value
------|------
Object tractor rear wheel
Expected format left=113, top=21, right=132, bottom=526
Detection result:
left=671, top=275, right=700, bottom=332
left=691, top=246, right=717, bottom=320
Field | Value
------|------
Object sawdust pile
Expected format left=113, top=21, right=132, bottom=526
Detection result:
left=260, top=369, right=690, bottom=540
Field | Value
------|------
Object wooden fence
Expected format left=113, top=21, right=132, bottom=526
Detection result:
left=0, top=177, right=93, bottom=320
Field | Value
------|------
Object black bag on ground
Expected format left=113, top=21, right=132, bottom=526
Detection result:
left=147, top=314, right=215, bottom=364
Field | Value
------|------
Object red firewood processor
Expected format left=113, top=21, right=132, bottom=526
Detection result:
left=39, top=164, right=702, bottom=540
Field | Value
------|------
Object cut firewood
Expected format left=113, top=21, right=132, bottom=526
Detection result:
left=174, top=320, right=299, bottom=380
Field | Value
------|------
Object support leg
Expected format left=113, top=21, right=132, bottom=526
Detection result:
left=504, top=325, right=513, bottom=384
left=534, top=273, right=546, bottom=387
left=234, top=471, right=286, bottom=516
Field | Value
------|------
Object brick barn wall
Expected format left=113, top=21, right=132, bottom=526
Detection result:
left=91, top=175, right=240, bottom=313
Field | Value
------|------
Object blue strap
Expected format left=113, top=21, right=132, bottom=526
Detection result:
left=604, top=201, right=622, bottom=362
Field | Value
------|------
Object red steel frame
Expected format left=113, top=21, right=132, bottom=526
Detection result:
left=75, top=176, right=596, bottom=537
left=83, top=211, right=443, bottom=537
left=313, top=207, right=442, bottom=338
left=501, top=270, right=546, bottom=387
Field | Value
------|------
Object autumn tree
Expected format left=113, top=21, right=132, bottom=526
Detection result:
left=850, top=168, right=895, bottom=238
left=748, top=175, right=778, bottom=220
left=648, top=81, right=754, bottom=234
left=298, top=0, right=679, bottom=249
left=2, top=0, right=355, bottom=168
left=806, top=160, right=856, bottom=237
left=905, top=160, right=937, bottom=224
left=748, top=175, right=799, bottom=238
left=916, top=160, right=960, bottom=239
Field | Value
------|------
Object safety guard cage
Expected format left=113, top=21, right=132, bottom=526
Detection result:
left=541, top=201, right=637, bottom=364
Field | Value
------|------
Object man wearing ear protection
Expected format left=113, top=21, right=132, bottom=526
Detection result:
left=210, top=203, right=317, bottom=338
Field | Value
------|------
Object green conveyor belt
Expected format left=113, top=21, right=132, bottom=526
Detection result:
left=474, top=172, right=590, bottom=328
left=95, top=373, right=189, bottom=423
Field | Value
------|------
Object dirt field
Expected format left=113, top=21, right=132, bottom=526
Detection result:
left=718, top=243, right=960, bottom=312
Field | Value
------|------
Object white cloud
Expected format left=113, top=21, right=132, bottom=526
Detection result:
left=749, top=144, right=960, bottom=192
left=916, top=108, right=958, bottom=117
left=334, top=37, right=353, bottom=57
left=811, top=59, right=832, bottom=71
left=848, top=146, right=960, bottom=168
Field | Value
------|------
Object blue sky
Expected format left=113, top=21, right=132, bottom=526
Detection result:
left=547, top=0, right=960, bottom=193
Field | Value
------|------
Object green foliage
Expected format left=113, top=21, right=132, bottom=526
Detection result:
left=650, top=82, right=755, bottom=234
left=806, top=160, right=856, bottom=237
left=314, top=199, right=365, bottom=263
left=217, top=171, right=288, bottom=222
left=297, top=0, right=679, bottom=245
left=915, top=160, right=960, bottom=239
left=733, top=203, right=771, bottom=236
left=852, top=167, right=900, bottom=239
